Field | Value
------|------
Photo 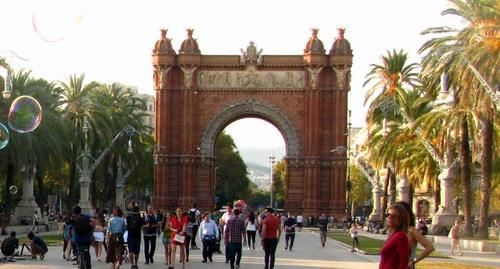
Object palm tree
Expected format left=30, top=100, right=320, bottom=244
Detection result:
left=0, top=70, right=68, bottom=218
left=419, top=0, right=499, bottom=238
left=58, top=74, right=100, bottom=209
left=363, top=49, right=420, bottom=219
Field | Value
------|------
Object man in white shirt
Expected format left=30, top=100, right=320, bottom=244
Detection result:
left=199, top=212, right=219, bottom=262
left=296, top=214, right=303, bottom=232
left=219, top=204, right=234, bottom=263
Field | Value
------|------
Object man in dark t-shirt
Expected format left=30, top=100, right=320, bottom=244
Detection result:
left=143, top=205, right=158, bottom=264
left=283, top=213, right=297, bottom=251
left=1, top=231, right=19, bottom=257
left=126, top=204, right=144, bottom=268
left=318, top=213, right=329, bottom=247
left=25, top=232, right=48, bottom=260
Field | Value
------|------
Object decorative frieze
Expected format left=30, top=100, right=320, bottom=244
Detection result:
left=197, top=70, right=305, bottom=89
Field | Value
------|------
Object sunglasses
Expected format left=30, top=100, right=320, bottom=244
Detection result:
left=386, top=213, right=399, bottom=219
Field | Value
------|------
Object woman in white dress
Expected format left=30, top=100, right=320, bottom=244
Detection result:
left=92, top=212, right=106, bottom=261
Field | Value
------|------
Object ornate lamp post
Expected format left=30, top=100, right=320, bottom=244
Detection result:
left=269, top=155, right=276, bottom=208
left=78, top=115, right=138, bottom=214
left=0, top=59, right=13, bottom=99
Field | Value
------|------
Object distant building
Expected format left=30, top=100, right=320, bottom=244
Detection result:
left=119, top=84, right=155, bottom=133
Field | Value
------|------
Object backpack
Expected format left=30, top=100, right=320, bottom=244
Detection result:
left=73, top=215, right=92, bottom=235
left=128, top=213, right=142, bottom=232
left=188, top=209, right=197, bottom=223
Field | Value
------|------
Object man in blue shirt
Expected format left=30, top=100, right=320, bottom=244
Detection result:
left=72, top=206, right=93, bottom=268
left=143, top=205, right=159, bottom=264
left=199, top=212, right=219, bottom=262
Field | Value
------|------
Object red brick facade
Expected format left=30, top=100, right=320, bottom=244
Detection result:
left=152, top=29, right=352, bottom=218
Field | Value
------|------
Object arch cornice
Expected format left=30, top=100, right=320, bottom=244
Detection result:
left=199, top=99, right=301, bottom=157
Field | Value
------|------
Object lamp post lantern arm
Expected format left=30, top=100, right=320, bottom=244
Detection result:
left=86, top=125, right=139, bottom=175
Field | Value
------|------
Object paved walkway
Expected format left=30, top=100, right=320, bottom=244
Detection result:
left=2, top=227, right=499, bottom=268
left=3, top=229, right=379, bottom=269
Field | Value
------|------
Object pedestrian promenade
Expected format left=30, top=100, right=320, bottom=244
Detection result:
left=3, top=227, right=499, bottom=268
left=3, top=228, right=379, bottom=269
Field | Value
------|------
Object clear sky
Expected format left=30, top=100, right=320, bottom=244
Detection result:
left=1, top=0, right=462, bottom=150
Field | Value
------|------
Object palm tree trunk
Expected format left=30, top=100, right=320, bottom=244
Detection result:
left=434, top=178, right=440, bottom=213
left=67, top=146, right=78, bottom=211
left=4, top=160, right=15, bottom=224
left=389, top=170, right=396, bottom=205
left=380, top=168, right=391, bottom=222
left=35, top=164, right=47, bottom=216
left=477, top=113, right=493, bottom=239
left=460, top=116, right=473, bottom=236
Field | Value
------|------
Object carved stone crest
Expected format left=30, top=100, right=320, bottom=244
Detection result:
left=333, top=65, right=350, bottom=89
left=307, top=66, right=323, bottom=89
left=181, top=66, right=197, bottom=88
left=240, top=41, right=263, bottom=65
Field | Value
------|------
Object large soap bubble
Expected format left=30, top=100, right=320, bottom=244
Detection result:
left=8, top=96, right=43, bottom=133
left=9, top=185, right=18, bottom=195
left=0, top=123, right=9, bottom=150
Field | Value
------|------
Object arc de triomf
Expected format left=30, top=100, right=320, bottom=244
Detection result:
left=152, top=28, right=352, bottom=217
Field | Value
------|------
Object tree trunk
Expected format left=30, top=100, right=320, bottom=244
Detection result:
left=4, top=160, right=15, bottom=224
left=67, top=146, right=78, bottom=211
left=477, top=113, right=493, bottom=239
left=380, top=168, right=391, bottom=222
left=434, top=178, right=440, bottom=213
left=35, top=163, right=47, bottom=216
left=460, top=116, right=473, bottom=236
left=389, top=170, right=396, bottom=205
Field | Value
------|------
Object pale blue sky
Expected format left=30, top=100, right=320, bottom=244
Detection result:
left=1, top=0, right=463, bottom=150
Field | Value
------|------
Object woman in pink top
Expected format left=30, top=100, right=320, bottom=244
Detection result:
left=379, top=204, right=410, bottom=269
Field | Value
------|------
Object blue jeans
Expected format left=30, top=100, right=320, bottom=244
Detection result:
left=227, top=242, right=242, bottom=269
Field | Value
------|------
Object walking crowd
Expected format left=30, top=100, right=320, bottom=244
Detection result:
left=24, top=201, right=305, bottom=269
left=0, top=199, right=450, bottom=269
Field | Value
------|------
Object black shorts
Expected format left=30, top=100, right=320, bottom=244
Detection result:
left=127, top=236, right=141, bottom=254
left=297, top=222, right=303, bottom=227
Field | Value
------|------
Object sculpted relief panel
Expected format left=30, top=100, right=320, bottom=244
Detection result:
left=197, top=70, right=305, bottom=89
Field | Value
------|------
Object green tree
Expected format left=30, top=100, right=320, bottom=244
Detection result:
left=350, top=164, right=370, bottom=207
left=215, top=132, right=252, bottom=205
left=272, top=160, right=286, bottom=209
left=58, top=74, right=100, bottom=209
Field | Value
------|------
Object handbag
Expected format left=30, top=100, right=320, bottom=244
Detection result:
left=174, top=233, right=185, bottom=244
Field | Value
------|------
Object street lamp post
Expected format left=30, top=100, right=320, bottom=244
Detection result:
left=269, top=155, right=276, bottom=208
left=346, top=110, right=352, bottom=218
left=78, top=115, right=138, bottom=214
left=1, top=58, right=13, bottom=99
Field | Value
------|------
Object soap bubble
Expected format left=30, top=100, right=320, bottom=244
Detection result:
left=8, top=95, right=43, bottom=133
left=0, top=123, right=9, bottom=150
left=9, top=185, right=18, bottom=195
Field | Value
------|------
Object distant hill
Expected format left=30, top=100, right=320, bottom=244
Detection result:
left=246, top=162, right=269, bottom=174
left=238, top=147, right=286, bottom=167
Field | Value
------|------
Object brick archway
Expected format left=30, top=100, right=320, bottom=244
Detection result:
left=152, top=29, right=352, bottom=218
left=199, top=99, right=300, bottom=157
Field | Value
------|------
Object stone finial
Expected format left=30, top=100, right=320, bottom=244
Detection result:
left=160, top=28, right=168, bottom=38
left=311, top=28, right=319, bottom=38
left=186, top=28, right=194, bottom=37
left=338, top=28, right=345, bottom=39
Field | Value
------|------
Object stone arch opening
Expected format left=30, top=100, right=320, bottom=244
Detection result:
left=199, top=99, right=300, bottom=158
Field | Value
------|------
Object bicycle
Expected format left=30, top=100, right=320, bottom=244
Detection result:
left=76, top=243, right=91, bottom=269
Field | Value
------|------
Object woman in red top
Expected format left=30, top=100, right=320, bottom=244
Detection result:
left=379, top=204, right=410, bottom=269
left=169, top=208, right=188, bottom=269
